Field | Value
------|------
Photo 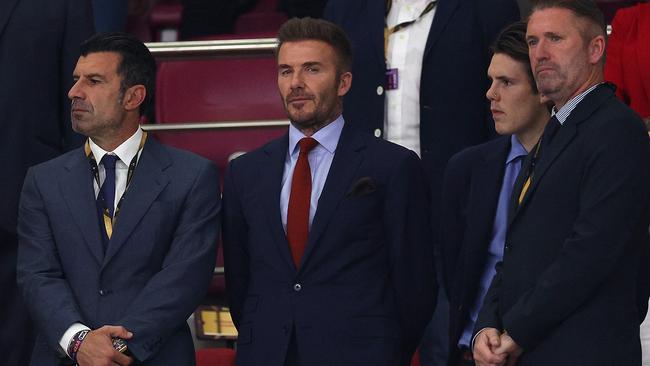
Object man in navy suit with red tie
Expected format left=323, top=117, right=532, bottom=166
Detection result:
left=223, top=18, right=436, bottom=366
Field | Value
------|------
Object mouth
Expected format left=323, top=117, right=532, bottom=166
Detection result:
left=536, top=66, right=555, bottom=75
left=287, top=97, right=313, bottom=104
left=491, top=108, right=504, bottom=116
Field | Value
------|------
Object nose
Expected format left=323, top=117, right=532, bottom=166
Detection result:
left=530, top=39, right=548, bottom=64
left=486, top=83, right=498, bottom=101
left=68, top=79, right=85, bottom=100
left=290, top=70, right=305, bottom=89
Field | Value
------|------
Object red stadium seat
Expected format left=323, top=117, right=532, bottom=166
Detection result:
left=154, top=56, right=287, bottom=171
left=196, top=348, right=236, bottom=366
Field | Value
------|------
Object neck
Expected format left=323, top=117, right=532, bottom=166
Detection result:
left=294, top=111, right=341, bottom=137
left=516, top=109, right=551, bottom=152
left=92, top=124, right=139, bottom=152
left=552, top=72, right=602, bottom=110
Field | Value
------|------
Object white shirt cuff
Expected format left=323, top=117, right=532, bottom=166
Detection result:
left=59, top=323, right=90, bottom=357
left=471, top=327, right=490, bottom=351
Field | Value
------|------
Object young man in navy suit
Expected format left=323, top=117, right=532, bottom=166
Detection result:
left=440, top=21, right=551, bottom=366
left=474, top=1, right=650, bottom=365
left=223, top=18, right=436, bottom=366
left=17, top=33, right=220, bottom=366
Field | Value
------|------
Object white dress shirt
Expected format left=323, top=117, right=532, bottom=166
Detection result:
left=385, top=0, right=436, bottom=156
left=59, top=127, right=144, bottom=356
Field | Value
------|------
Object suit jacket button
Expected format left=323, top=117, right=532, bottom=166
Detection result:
left=374, top=129, right=382, bottom=137
left=99, top=289, right=106, bottom=296
left=376, top=86, right=384, bottom=95
left=293, top=283, right=302, bottom=292
left=504, top=244, right=511, bottom=252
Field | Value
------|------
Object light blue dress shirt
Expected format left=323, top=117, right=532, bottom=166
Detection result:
left=280, top=116, right=345, bottom=231
left=459, top=135, right=528, bottom=347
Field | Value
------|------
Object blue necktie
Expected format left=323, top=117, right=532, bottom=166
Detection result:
left=99, top=154, right=119, bottom=218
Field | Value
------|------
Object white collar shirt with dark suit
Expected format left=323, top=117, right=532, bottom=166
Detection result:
left=16, top=137, right=221, bottom=365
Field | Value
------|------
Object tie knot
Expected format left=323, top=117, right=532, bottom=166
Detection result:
left=298, top=137, right=318, bottom=154
left=101, top=154, right=119, bottom=170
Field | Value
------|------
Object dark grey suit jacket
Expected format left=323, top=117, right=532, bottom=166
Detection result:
left=17, top=138, right=221, bottom=365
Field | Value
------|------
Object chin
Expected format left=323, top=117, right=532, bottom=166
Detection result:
left=495, top=124, right=515, bottom=136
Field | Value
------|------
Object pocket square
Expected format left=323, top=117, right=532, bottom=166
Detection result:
left=346, top=176, right=377, bottom=197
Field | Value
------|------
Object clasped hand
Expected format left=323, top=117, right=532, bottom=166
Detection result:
left=76, top=325, right=133, bottom=366
left=473, top=328, right=522, bottom=366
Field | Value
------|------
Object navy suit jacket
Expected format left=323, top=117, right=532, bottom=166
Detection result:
left=17, top=138, right=221, bottom=365
left=223, top=123, right=437, bottom=366
left=324, top=0, right=519, bottom=227
left=439, top=137, right=509, bottom=364
left=475, top=84, right=650, bottom=365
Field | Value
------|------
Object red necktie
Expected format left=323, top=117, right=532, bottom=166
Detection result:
left=287, top=137, right=319, bottom=268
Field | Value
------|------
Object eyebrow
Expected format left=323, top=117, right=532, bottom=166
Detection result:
left=278, top=61, right=324, bottom=69
left=73, top=72, right=107, bottom=80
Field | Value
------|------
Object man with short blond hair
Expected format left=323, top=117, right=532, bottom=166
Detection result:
left=473, top=1, right=650, bottom=365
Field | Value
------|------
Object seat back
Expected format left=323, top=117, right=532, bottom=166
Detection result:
left=154, top=55, right=287, bottom=171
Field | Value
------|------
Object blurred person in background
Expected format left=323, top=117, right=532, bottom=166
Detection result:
left=0, top=1, right=93, bottom=364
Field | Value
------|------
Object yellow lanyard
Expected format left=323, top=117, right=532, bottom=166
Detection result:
left=85, top=132, right=148, bottom=238
left=384, top=0, right=437, bottom=57
left=517, top=136, right=543, bottom=205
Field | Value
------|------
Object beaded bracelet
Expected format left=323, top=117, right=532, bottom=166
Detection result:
left=67, top=329, right=90, bottom=363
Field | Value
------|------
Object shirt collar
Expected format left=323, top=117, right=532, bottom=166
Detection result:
left=89, top=127, right=143, bottom=165
left=507, top=135, right=528, bottom=165
left=288, top=115, right=345, bottom=157
left=552, top=83, right=601, bottom=124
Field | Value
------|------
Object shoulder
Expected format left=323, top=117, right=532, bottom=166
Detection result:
left=147, top=141, right=219, bottom=187
left=448, top=137, right=507, bottom=169
left=29, top=147, right=83, bottom=174
left=153, top=141, right=215, bottom=170
left=588, top=92, right=646, bottom=137
left=228, top=134, right=286, bottom=169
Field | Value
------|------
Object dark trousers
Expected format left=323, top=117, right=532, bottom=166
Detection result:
left=0, top=230, right=34, bottom=366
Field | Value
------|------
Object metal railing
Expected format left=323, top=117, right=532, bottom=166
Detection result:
left=145, top=38, right=285, bottom=132
left=145, top=38, right=279, bottom=59
left=141, top=119, right=289, bottom=132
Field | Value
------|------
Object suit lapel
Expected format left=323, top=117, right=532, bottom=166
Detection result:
left=103, top=139, right=171, bottom=266
left=300, top=124, right=365, bottom=270
left=423, top=0, right=460, bottom=60
left=59, top=149, right=104, bottom=265
left=0, top=0, right=19, bottom=40
left=510, top=84, right=614, bottom=223
left=261, top=135, right=296, bottom=270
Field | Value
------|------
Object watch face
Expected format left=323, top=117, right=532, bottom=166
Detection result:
left=112, top=337, right=128, bottom=354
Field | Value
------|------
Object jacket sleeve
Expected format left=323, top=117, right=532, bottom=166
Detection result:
left=119, top=162, right=220, bottom=361
left=384, top=151, right=437, bottom=364
left=222, top=159, right=250, bottom=328
left=17, top=168, right=86, bottom=352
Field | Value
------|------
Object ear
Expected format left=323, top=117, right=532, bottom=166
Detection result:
left=337, top=72, right=353, bottom=97
left=588, top=35, right=606, bottom=65
left=122, top=85, right=147, bottom=112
